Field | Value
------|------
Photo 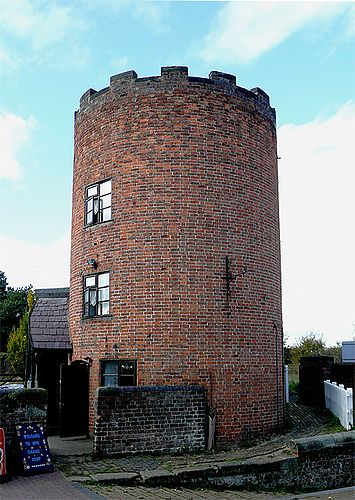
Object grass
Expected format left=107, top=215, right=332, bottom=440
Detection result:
left=324, top=411, right=347, bottom=433
left=289, top=380, right=299, bottom=394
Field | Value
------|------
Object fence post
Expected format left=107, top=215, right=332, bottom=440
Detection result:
left=284, top=365, right=289, bottom=403
left=346, top=388, right=353, bottom=430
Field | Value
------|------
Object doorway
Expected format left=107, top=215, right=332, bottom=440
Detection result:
left=59, top=360, right=89, bottom=438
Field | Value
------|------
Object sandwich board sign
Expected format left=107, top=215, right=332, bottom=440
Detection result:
left=16, top=423, right=53, bottom=474
left=0, top=428, right=6, bottom=477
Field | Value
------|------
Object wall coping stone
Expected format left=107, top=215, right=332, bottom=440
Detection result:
left=96, top=385, right=206, bottom=396
left=289, top=430, right=355, bottom=456
left=0, top=387, right=47, bottom=398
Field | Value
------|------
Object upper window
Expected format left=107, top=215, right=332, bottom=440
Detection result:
left=85, top=179, right=112, bottom=226
left=101, top=360, right=137, bottom=387
left=84, top=272, right=110, bottom=317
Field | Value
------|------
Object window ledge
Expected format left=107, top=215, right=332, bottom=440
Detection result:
left=81, top=314, right=113, bottom=321
left=84, top=219, right=113, bottom=229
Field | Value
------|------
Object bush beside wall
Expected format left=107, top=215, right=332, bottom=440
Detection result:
left=0, top=387, right=47, bottom=473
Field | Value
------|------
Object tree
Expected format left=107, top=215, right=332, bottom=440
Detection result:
left=324, top=342, right=342, bottom=363
left=0, top=271, right=31, bottom=355
left=0, top=271, right=7, bottom=302
left=290, top=332, right=326, bottom=366
left=6, top=290, right=35, bottom=375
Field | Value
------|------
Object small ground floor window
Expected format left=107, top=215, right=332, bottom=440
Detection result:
left=100, top=359, right=137, bottom=387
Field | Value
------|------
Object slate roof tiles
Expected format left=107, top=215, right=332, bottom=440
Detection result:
left=29, top=288, right=72, bottom=350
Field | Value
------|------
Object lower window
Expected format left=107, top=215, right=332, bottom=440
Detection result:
left=84, top=272, right=109, bottom=317
left=101, top=360, right=137, bottom=387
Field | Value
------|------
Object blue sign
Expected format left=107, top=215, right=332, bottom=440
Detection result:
left=16, top=423, right=53, bottom=474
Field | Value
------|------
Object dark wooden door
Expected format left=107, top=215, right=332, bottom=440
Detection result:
left=59, top=360, right=89, bottom=438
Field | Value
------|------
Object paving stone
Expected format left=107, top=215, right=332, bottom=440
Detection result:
left=68, top=475, right=92, bottom=482
left=90, top=471, right=139, bottom=484
left=140, top=468, right=175, bottom=485
left=174, top=464, right=219, bottom=479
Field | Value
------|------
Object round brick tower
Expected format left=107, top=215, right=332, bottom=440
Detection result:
left=70, top=66, right=284, bottom=442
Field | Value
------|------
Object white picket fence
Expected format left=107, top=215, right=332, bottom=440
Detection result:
left=324, top=380, right=353, bottom=430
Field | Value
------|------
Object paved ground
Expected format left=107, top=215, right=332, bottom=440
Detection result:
left=1, top=401, right=353, bottom=500
left=0, top=470, right=103, bottom=499
left=2, top=475, right=354, bottom=500
left=51, top=401, right=331, bottom=479
left=81, top=485, right=355, bottom=500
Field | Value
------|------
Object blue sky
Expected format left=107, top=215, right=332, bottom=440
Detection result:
left=0, top=1, right=354, bottom=346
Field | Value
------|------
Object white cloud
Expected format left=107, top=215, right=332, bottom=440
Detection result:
left=0, top=0, right=86, bottom=69
left=110, top=56, right=130, bottom=73
left=198, top=2, right=347, bottom=64
left=0, top=0, right=82, bottom=48
left=0, top=232, right=70, bottom=289
left=345, top=4, right=355, bottom=38
left=278, top=102, right=355, bottom=346
left=0, top=113, right=35, bottom=180
left=84, top=0, right=170, bottom=34
left=132, top=1, right=170, bottom=35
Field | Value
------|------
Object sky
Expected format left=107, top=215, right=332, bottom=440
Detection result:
left=0, top=0, right=354, bottom=347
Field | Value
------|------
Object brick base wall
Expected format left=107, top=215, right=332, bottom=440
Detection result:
left=94, top=385, right=207, bottom=455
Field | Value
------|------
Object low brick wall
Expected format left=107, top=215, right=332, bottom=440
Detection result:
left=0, top=387, right=47, bottom=472
left=94, top=385, right=207, bottom=455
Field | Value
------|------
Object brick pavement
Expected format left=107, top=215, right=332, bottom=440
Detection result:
left=81, top=484, right=355, bottom=500
left=83, top=484, right=281, bottom=499
left=0, top=470, right=104, bottom=499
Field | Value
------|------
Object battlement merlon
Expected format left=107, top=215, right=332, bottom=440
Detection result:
left=76, top=66, right=276, bottom=125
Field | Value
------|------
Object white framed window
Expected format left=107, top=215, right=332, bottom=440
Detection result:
left=84, top=272, right=110, bottom=317
left=85, top=179, right=112, bottom=226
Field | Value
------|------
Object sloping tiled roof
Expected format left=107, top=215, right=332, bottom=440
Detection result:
left=29, top=288, right=72, bottom=350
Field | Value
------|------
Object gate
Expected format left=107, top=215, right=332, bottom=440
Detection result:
left=59, top=360, right=89, bottom=438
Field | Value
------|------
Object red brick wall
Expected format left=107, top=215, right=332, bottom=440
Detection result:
left=94, top=385, right=206, bottom=455
left=69, top=66, right=284, bottom=442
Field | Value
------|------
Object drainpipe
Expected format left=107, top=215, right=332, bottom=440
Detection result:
left=274, top=321, right=280, bottom=427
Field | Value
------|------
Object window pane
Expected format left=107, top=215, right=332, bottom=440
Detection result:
left=121, top=362, right=135, bottom=375
left=99, top=301, right=109, bottom=315
left=101, top=207, right=111, bottom=222
left=104, top=375, right=117, bottom=387
left=119, top=361, right=136, bottom=386
left=90, top=289, right=97, bottom=306
left=89, top=302, right=96, bottom=317
left=87, top=185, right=97, bottom=198
left=86, top=211, right=93, bottom=225
left=85, top=276, right=96, bottom=287
left=98, top=287, right=109, bottom=302
left=101, top=193, right=111, bottom=208
left=93, top=197, right=99, bottom=215
left=86, top=198, right=93, bottom=212
left=100, top=180, right=111, bottom=196
left=98, top=272, right=109, bottom=287
left=104, top=361, right=119, bottom=375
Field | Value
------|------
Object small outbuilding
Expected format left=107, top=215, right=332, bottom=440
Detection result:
left=27, top=288, right=71, bottom=434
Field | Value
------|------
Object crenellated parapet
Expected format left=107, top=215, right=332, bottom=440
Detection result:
left=77, top=66, right=276, bottom=125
